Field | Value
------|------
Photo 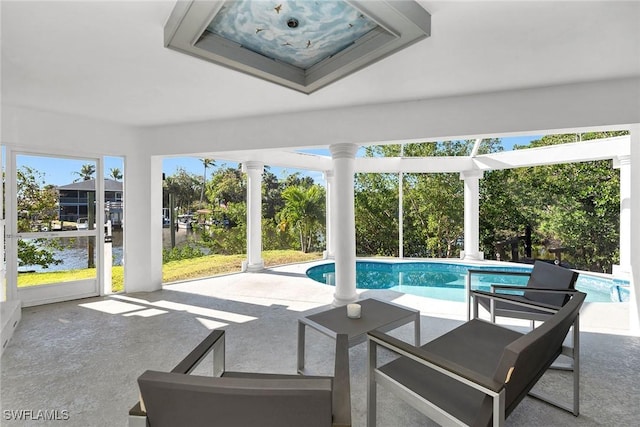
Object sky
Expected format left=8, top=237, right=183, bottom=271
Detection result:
left=4, top=135, right=542, bottom=187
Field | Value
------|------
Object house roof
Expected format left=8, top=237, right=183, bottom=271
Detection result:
left=57, top=178, right=123, bottom=192
left=2, top=1, right=639, bottom=128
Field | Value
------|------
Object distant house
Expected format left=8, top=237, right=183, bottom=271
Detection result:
left=57, top=178, right=123, bottom=227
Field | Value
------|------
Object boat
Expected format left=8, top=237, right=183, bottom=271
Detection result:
left=76, top=218, right=89, bottom=230
left=176, top=214, right=194, bottom=229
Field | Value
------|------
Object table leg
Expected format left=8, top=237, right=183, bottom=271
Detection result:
left=333, top=334, right=351, bottom=426
left=297, top=321, right=306, bottom=374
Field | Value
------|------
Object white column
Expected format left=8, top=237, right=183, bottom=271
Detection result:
left=243, top=161, right=264, bottom=272
left=460, top=170, right=484, bottom=260
left=123, top=154, right=163, bottom=292
left=613, top=155, right=631, bottom=274
left=330, top=143, right=358, bottom=306
left=628, top=125, right=640, bottom=332
left=323, top=170, right=335, bottom=259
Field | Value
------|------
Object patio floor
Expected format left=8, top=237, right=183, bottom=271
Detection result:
left=1, top=261, right=638, bottom=426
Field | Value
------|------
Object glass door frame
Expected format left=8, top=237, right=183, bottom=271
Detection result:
left=5, top=147, right=106, bottom=307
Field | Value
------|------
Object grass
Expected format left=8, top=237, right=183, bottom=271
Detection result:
left=17, top=250, right=323, bottom=292
left=162, top=250, right=323, bottom=283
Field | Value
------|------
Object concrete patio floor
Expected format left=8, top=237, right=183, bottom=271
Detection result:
left=1, top=261, right=638, bottom=426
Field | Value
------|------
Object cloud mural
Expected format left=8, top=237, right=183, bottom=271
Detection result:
left=207, top=0, right=379, bottom=69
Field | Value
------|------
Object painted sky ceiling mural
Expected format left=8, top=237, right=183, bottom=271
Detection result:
left=206, top=0, right=379, bottom=69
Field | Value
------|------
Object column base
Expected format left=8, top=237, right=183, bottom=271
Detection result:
left=241, top=260, right=264, bottom=273
left=332, top=292, right=358, bottom=307
left=460, top=251, right=484, bottom=260
left=612, top=264, right=631, bottom=278
left=322, top=250, right=335, bottom=260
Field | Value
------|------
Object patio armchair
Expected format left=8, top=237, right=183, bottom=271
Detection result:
left=367, top=289, right=585, bottom=426
left=129, top=329, right=351, bottom=427
left=466, top=260, right=581, bottom=412
left=466, top=260, right=579, bottom=324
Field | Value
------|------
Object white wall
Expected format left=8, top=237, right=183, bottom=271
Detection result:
left=140, top=77, right=640, bottom=155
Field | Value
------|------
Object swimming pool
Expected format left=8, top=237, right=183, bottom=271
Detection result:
left=305, top=261, right=630, bottom=303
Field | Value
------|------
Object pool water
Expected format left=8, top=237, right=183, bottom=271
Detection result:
left=306, top=261, right=630, bottom=303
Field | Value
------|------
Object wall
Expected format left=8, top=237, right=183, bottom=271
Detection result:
left=140, top=77, right=640, bottom=154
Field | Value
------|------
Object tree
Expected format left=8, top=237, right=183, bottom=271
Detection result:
left=164, top=168, right=201, bottom=213
left=514, top=136, right=620, bottom=271
left=479, top=132, right=624, bottom=272
left=355, top=172, right=399, bottom=256
left=16, top=166, right=63, bottom=268
left=262, top=167, right=283, bottom=220
left=109, top=167, right=123, bottom=181
left=73, top=163, right=96, bottom=182
left=17, top=166, right=58, bottom=233
left=277, top=185, right=325, bottom=252
left=206, top=166, right=245, bottom=206
left=199, top=158, right=215, bottom=207
left=479, top=168, right=530, bottom=260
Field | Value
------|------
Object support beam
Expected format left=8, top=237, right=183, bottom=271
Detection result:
left=243, top=161, right=264, bottom=272
left=330, top=143, right=358, bottom=306
left=460, top=170, right=483, bottom=260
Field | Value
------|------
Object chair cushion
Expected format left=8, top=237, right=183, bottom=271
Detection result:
left=378, top=319, right=522, bottom=426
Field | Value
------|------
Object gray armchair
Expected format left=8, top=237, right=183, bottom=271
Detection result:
left=129, top=329, right=351, bottom=427
left=466, top=261, right=581, bottom=415
left=466, top=260, right=579, bottom=323
left=367, top=290, right=585, bottom=426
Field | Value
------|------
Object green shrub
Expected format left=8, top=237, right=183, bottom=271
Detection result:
left=162, top=244, right=205, bottom=263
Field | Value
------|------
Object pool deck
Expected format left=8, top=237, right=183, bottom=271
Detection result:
left=1, top=260, right=637, bottom=427
left=300, top=258, right=634, bottom=335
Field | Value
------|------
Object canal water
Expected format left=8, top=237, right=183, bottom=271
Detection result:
left=19, top=228, right=201, bottom=272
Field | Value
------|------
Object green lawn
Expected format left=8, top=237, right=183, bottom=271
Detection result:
left=17, top=250, right=323, bottom=292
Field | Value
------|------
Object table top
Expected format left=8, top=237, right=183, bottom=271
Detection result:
left=301, top=298, right=418, bottom=338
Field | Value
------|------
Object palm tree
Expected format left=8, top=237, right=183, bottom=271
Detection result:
left=109, top=167, right=123, bottom=181
left=277, top=185, right=325, bottom=253
left=199, top=158, right=215, bottom=206
left=73, top=163, right=96, bottom=182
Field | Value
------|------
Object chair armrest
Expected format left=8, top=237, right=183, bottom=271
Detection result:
left=480, top=287, right=579, bottom=310
left=465, top=269, right=532, bottom=320
left=467, top=269, right=532, bottom=278
left=171, top=329, right=225, bottom=375
left=368, top=329, right=504, bottom=394
left=471, top=289, right=562, bottom=314
left=129, top=330, right=227, bottom=422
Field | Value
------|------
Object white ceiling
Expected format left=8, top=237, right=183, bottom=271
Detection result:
left=2, top=1, right=640, bottom=127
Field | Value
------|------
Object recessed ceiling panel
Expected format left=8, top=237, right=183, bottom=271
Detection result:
left=165, top=1, right=431, bottom=93
left=206, top=1, right=379, bottom=69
